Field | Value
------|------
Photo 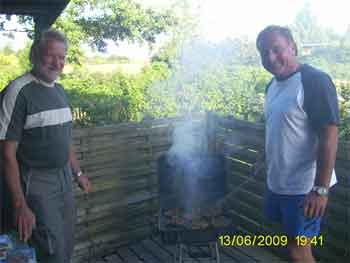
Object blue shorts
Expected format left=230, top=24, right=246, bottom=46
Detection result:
left=264, top=188, right=321, bottom=237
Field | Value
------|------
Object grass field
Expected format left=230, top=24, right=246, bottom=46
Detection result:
left=64, top=60, right=148, bottom=75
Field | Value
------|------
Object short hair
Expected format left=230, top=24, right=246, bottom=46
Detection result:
left=256, top=25, right=298, bottom=56
left=30, top=29, right=68, bottom=64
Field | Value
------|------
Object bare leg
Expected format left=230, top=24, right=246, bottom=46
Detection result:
left=288, top=239, right=315, bottom=263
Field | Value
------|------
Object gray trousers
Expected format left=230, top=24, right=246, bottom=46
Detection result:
left=21, top=163, right=76, bottom=263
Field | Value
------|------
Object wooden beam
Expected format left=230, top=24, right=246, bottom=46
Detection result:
left=0, top=0, right=70, bottom=37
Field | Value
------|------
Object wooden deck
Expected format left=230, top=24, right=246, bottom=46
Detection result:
left=95, top=236, right=285, bottom=263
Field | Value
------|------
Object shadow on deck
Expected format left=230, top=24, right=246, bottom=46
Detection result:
left=95, top=235, right=285, bottom=263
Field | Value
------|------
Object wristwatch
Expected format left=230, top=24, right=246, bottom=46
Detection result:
left=311, top=186, right=329, bottom=197
left=76, top=171, right=83, bottom=177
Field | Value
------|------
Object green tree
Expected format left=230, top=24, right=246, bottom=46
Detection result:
left=1, top=0, right=177, bottom=64
left=291, top=3, right=340, bottom=47
left=151, top=0, right=201, bottom=68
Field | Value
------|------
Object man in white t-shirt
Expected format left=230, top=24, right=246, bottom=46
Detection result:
left=256, top=25, right=339, bottom=262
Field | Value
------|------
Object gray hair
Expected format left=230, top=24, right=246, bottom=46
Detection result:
left=30, top=29, right=68, bottom=64
left=256, top=25, right=298, bottom=56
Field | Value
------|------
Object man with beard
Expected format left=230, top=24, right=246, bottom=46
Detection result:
left=0, top=30, right=91, bottom=263
left=256, top=25, right=339, bottom=262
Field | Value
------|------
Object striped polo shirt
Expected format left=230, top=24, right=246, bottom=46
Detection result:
left=0, top=73, right=73, bottom=169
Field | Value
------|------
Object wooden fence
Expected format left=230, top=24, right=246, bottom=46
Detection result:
left=1, top=114, right=349, bottom=262
left=71, top=114, right=348, bottom=262
left=71, top=115, right=205, bottom=262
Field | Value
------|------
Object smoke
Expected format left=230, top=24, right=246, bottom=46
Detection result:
left=151, top=37, right=240, bottom=214
left=167, top=119, right=208, bottom=161
left=159, top=38, right=230, bottom=161
left=165, top=118, right=209, bottom=213
left=176, top=39, right=233, bottom=81
left=146, top=37, right=238, bottom=117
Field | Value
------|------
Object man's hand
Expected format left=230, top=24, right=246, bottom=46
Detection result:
left=77, top=175, right=92, bottom=193
left=69, top=145, right=91, bottom=193
left=304, top=191, right=328, bottom=218
left=3, top=141, right=36, bottom=242
left=14, top=202, right=36, bottom=242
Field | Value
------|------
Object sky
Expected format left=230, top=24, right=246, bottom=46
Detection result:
left=198, top=0, right=350, bottom=42
left=110, top=0, right=350, bottom=58
left=1, top=0, right=350, bottom=59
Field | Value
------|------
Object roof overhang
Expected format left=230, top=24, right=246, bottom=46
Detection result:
left=0, top=0, right=70, bottom=37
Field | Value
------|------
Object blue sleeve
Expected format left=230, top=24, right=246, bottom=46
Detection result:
left=302, top=65, right=339, bottom=131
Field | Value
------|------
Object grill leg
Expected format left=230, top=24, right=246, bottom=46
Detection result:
left=179, top=244, right=184, bottom=263
left=215, top=242, right=220, bottom=263
left=174, top=243, right=181, bottom=263
left=209, top=242, right=221, bottom=263
left=173, top=244, right=178, bottom=263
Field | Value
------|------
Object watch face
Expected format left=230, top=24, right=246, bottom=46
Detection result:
left=316, top=187, right=328, bottom=196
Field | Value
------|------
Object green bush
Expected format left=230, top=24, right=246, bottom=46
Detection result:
left=61, top=61, right=170, bottom=126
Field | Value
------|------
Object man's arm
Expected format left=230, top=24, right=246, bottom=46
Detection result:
left=304, top=124, right=338, bottom=218
left=69, top=144, right=91, bottom=193
left=315, top=125, right=338, bottom=187
left=3, top=141, right=35, bottom=242
left=69, top=144, right=80, bottom=175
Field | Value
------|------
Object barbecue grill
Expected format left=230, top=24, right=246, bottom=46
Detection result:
left=157, top=152, right=236, bottom=263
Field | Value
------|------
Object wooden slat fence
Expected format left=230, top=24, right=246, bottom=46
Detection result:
left=71, top=115, right=205, bottom=262
left=72, top=122, right=155, bottom=262
left=1, top=114, right=349, bottom=262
